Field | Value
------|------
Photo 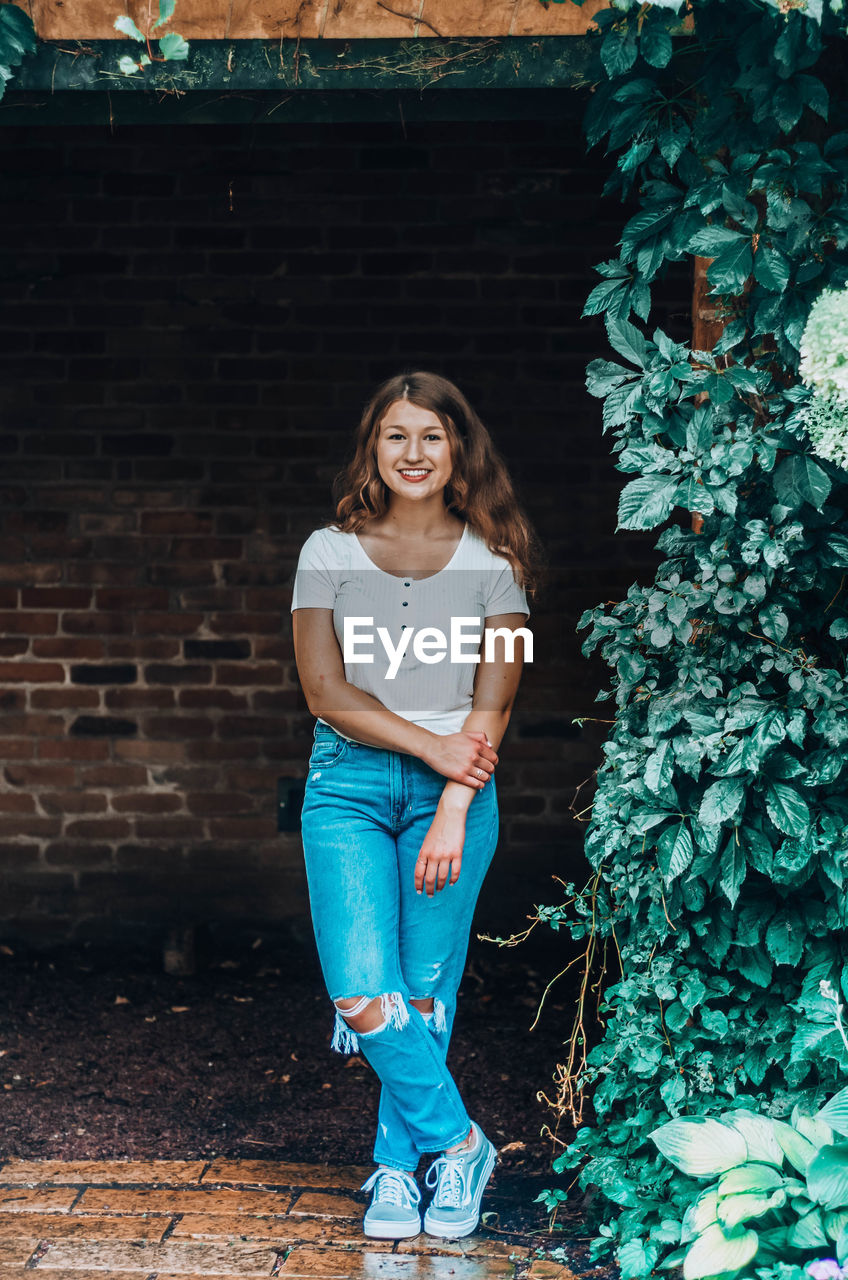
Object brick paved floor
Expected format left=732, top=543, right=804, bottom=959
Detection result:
left=0, top=1157, right=573, bottom=1278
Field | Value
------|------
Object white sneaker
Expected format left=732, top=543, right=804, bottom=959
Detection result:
left=423, top=1121, right=497, bottom=1239
left=360, top=1167, right=421, bottom=1239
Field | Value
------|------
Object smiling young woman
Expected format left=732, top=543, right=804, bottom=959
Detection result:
left=290, top=370, right=545, bottom=1242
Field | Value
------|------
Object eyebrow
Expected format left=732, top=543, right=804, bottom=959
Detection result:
left=381, top=423, right=444, bottom=431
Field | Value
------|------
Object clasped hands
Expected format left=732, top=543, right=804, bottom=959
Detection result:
left=414, top=730, right=498, bottom=898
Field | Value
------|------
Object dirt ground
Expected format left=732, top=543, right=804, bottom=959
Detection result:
left=0, top=926, right=596, bottom=1247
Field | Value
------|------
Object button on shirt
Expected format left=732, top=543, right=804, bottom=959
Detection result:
left=291, top=523, right=530, bottom=742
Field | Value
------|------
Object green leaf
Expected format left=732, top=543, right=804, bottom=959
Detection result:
left=0, top=3, right=36, bottom=61
left=773, top=1121, right=818, bottom=1174
left=657, top=821, right=694, bottom=884
left=618, top=1239, right=660, bottom=1280
left=681, top=1189, right=720, bottom=1244
left=765, top=782, right=810, bottom=838
left=808, top=1146, right=848, bottom=1211
left=819, top=1087, right=848, bottom=1140
left=718, top=1164, right=785, bottom=1196
left=605, top=315, right=649, bottom=368
left=721, top=1112, right=785, bottom=1167
left=718, top=1189, right=786, bottom=1228
left=765, top=909, right=805, bottom=966
left=699, top=778, right=745, bottom=826
left=682, top=1224, right=758, bottom=1280
left=617, top=475, right=678, bottom=531
left=651, top=1117, right=748, bottom=1178
left=158, top=31, right=189, bottom=59
left=787, top=1207, right=830, bottom=1247
left=774, top=455, right=832, bottom=512
left=114, top=15, right=146, bottom=40
left=152, top=0, right=176, bottom=28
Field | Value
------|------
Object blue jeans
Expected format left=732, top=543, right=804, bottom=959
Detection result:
left=299, top=720, right=499, bottom=1172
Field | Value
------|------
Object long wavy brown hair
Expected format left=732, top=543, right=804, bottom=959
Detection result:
left=330, top=371, right=546, bottom=600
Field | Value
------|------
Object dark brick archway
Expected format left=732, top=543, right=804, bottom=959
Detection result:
left=0, top=103, right=691, bottom=948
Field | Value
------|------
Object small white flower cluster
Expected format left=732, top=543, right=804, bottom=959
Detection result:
left=801, top=393, right=848, bottom=469
left=799, top=286, right=848, bottom=470
left=800, top=285, right=848, bottom=406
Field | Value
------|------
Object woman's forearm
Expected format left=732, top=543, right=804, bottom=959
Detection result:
left=438, top=708, right=512, bottom=815
left=309, top=679, right=439, bottom=762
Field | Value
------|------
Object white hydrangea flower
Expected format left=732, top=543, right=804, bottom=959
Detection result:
left=800, top=286, right=848, bottom=406
left=801, top=392, right=848, bottom=470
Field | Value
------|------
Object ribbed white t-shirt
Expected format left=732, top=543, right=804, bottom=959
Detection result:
left=291, top=522, right=530, bottom=741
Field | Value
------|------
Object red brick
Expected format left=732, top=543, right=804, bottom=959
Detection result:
left=111, top=793, right=184, bottom=814
left=32, top=638, right=106, bottom=660
left=0, top=589, right=18, bottom=607
left=0, top=715, right=65, bottom=737
left=20, top=587, right=92, bottom=608
left=140, top=512, right=215, bottom=534
left=186, top=742, right=262, bottom=761
left=0, top=740, right=35, bottom=760
left=0, top=638, right=28, bottom=657
left=0, top=611, right=58, bottom=635
left=210, top=613, right=283, bottom=636
left=105, top=689, right=175, bottom=710
left=39, top=791, right=109, bottom=815
left=177, top=690, right=250, bottom=710
left=78, top=765, right=148, bottom=787
left=135, top=612, right=205, bottom=635
left=0, top=817, right=62, bottom=837
left=169, top=538, right=242, bottom=559
left=213, top=664, right=284, bottom=687
left=135, top=817, right=207, bottom=838
left=64, top=818, right=132, bottom=839
left=0, top=565, right=59, bottom=586
left=44, top=842, right=113, bottom=868
left=108, top=639, right=181, bottom=660
left=31, top=689, right=100, bottom=709
left=244, top=589, right=291, bottom=610
left=116, top=741, right=187, bottom=763
left=67, top=562, right=138, bottom=585
left=63, top=612, right=135, bottom=635
left=146, top=717, right=215, bottom=739
left=185, top=792, right=256, bottom=815
left=37, top=740, right=110, bottom=761
left=94, top=588, right=171, bottom=609
left=0, top=793, right=37, bottom=813
left=0, top=662, right=65, bottom=683
left=4, top=763, right=76, bottom=787
left=207, top=817, right=277, bottom=839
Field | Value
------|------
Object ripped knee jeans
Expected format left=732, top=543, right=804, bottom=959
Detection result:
left=299, top=720, right=499, bottom=1172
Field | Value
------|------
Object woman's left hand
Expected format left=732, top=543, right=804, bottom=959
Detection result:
left=414, top=807, right=467, bottom=897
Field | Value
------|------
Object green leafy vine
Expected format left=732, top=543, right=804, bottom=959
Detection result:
left=528, top=0, right=848, bottom=1272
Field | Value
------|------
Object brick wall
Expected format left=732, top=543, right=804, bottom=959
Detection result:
left=0, top=107, right=691, bottom=949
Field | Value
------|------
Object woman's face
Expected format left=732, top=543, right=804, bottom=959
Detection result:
left=374, top=399, right=454, bottom=503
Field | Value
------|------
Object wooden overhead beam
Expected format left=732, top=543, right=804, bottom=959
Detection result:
left=20, top=0, right=608, bottom=40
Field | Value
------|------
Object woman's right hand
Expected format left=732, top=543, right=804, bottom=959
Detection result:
left=424, top=730, right=498, bottom=789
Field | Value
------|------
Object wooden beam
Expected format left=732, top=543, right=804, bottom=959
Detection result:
left=24, top=0, right=608, bottom=41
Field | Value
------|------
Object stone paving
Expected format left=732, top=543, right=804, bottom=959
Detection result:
left=0, top=1156, right=572, bottom=1278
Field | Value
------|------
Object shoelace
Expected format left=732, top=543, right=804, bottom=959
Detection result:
left=425, top=1154, right=471, bottom=1209
left=360, top=1168, right=421, bottom=1209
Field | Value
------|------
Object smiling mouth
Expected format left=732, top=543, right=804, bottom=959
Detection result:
left=398, top=469, right=431, bottom=479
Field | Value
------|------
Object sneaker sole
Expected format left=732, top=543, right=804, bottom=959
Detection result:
left=363, top=1218, right=421, bottom=1240
left=423, top=1142, right=497, bottom=1239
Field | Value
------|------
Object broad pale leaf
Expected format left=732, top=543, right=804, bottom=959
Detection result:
left=721, top=1111, right=784, bottom=1167
left=819, top=1086, right=848, bottom=1140
left=683, top=1224, right=758, bottom=1280
left=651, top=1117, right=748, bottom=1178
left=808, top=1145, right=848, bottom=1211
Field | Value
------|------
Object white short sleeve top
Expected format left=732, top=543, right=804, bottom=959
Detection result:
left=291, top=523, right=530, bottom=740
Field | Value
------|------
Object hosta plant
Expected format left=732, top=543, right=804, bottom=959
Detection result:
left=651, top=1086, right=848, bottom=1280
